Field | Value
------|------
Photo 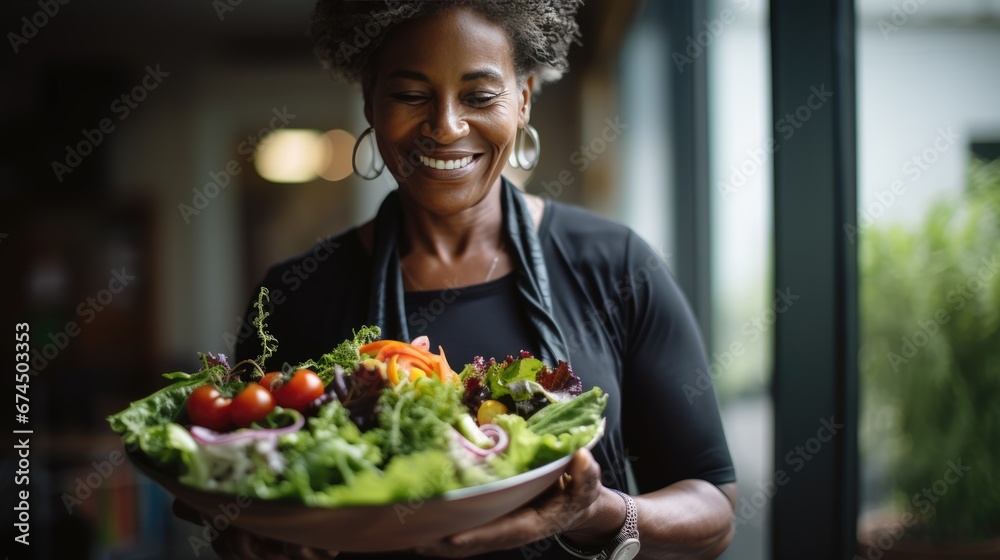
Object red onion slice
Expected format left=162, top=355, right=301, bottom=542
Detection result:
left=409, top=336, right=430, bottom=351
left=190, top=411, right=304, bottom=445
left=453, top=423, right=509, bottom=457
left=480, top=423, right=509, bottom=454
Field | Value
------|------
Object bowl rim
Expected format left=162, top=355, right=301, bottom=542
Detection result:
left=127, top=417, right=606, bottom=510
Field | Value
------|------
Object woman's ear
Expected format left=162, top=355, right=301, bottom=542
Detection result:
left=518, top=74, right=535, bottom=128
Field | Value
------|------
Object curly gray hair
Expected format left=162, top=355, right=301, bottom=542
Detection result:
left=310, top=0, right=584, bottom=87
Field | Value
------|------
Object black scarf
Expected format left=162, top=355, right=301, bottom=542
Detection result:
left=366, top=177, right=569, bottom=365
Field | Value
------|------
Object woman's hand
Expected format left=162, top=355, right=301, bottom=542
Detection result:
left=414, top=448, right=606, bottom=558
left=172, top=499, right=339, bottom=560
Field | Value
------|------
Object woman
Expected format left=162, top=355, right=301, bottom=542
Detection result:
left=217, top=1, right=738, bottom=558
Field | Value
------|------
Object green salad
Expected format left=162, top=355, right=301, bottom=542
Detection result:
left=108, top=290, right=606, bottom=506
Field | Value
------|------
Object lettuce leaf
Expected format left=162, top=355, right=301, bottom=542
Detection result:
left=107, top=370, right=212, bottom=451
left=489, top=387, right=607, bottom=476
left=309, top=450, right=461, bottom=507
left=527, top=386, right=606, bottom=436
left=486, top=358, right=544, bottom=399
left=461, top=356, right=585, bottom=418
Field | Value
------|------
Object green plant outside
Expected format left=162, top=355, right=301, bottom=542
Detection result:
left=860, top=158, right=1000, bottom=543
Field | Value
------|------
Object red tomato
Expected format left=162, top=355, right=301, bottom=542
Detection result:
left=186, top=385, right=233, bottom=432
left=274, top=369, right=324, bottom=412
left=260, top=372, right=283, bottom=393
left=230, top=383, right=276, bottom=428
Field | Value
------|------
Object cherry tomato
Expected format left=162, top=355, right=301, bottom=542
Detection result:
left=477, top=399, right=508, bottom=426
left=186, top=385, right=233, bottom=432
left=260, top=372, right=283, bottom=393
left=274, top=369, right=324, bottom=412
left=230, top=383, right=276, bottom=428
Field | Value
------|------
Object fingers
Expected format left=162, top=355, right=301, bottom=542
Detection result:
left=565, top=448, right=603, bottom=506
left=415, top=450, right=607, bottom=558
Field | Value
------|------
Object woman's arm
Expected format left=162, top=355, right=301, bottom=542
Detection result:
left=413, top=451, right=736, bottom=559
left=561, top=479, right=738, bottom=559
left=553, top=228, right=738, bottom=559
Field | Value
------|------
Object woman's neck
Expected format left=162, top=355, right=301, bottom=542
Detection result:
left=398, top=180, right=505, bottom=263
left=353, top=181, right=546, bottom=291
left=394, top=179, right=511, bottom=290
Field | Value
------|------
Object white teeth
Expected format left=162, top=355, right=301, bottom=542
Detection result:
left=420, top=155, right=474, bottom=170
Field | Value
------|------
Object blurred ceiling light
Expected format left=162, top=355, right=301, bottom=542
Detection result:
left=255, top=129, right=325, bottom=183
left=317, top=129, right=356, bottom=182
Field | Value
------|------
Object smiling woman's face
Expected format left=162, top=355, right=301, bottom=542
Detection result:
left=365, top=7, right=531, bottom=217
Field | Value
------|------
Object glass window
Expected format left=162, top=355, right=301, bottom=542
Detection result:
left=709, top=0, right=771, bottom=558
left=856, top=0, right=1000, bottom=553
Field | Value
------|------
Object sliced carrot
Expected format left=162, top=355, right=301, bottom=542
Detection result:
left=359, top=340, right=393, bottom=357
left=396, top=354, right=435, bottom=377
left=376, top=342, right=435, bottom=364
left=367, top=340, right=457, bottom=384
left=436, top=345, right=457, bottom=383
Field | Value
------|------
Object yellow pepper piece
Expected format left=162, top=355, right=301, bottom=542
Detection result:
left=386, top=353, right=400, bottom=385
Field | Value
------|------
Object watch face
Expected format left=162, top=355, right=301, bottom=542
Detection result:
left=610, top=538, right=640, bottom=560
left=610, top=539, right=639, bottom=560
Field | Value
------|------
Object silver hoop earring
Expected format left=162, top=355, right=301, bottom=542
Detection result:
left=508, top=124, right=540, bottom=170
left=352, top=126, right=385, bottom=180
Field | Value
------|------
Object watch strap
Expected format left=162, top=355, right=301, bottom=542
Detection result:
left=554, top=533, right=601, bottom=559
left=554, top=489, right=640, bottom=560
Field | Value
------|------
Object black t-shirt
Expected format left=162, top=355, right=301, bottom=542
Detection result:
left=236, top=200, right=735, bottom=559
left=403, top=272, right=540, bottom=366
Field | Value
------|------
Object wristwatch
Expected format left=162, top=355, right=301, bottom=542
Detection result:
left=555, top=489, right=640, bottom=560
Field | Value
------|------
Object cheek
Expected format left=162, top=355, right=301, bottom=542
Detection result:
left=373, top=105, right=420, bottom=142
left=477, top=105, right=520, bottom=152
left=372, top=109, right=422, bottom=170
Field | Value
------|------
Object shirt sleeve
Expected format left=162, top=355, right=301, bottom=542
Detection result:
left=619, top=232, right=736, bottom=492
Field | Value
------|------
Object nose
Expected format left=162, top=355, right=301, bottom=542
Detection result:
left=421, top=99, right=469, bottom=144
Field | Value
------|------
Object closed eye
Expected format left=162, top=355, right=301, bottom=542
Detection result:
left=466, top=92, right=500, bottom=107
left=391, top=92, right=429, bottom=104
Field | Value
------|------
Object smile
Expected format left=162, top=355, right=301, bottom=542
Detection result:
left=419, top=155, right=475, bottom=170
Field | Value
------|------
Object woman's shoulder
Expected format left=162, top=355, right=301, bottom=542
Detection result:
left=541, top=199, right=656, bottom=267
left=543, top=198, right=632, bottom=237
